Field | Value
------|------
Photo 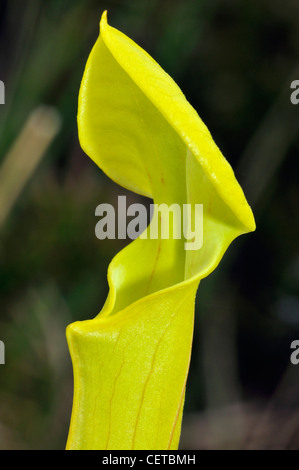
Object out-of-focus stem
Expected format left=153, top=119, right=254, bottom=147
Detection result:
left=0, top=105, right=61, bottom=227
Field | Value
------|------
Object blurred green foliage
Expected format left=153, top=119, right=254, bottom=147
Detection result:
left=0, top=0, right=299, bottom=449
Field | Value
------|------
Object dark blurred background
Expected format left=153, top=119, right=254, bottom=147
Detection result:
left=0, top=0, right=298, bottom=450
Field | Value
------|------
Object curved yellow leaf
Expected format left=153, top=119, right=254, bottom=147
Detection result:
left=66, top=10, right=255, bottom=450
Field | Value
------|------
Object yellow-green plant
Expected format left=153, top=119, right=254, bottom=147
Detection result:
left=66, top=11, right=255, bottom=450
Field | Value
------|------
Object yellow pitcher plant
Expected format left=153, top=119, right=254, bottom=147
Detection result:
left=66, top=11, right=255, bottom=450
